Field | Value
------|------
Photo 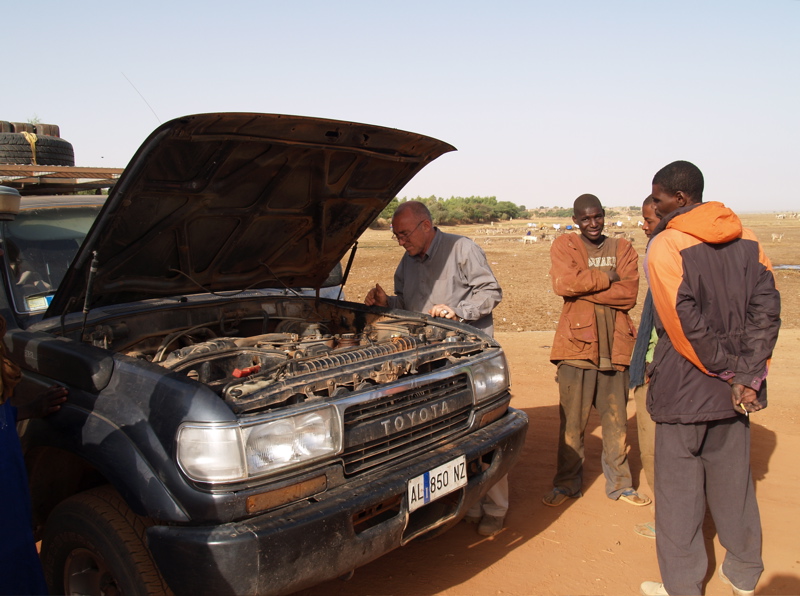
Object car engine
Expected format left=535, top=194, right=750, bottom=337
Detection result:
left=90, top=296, right=488, bottom=414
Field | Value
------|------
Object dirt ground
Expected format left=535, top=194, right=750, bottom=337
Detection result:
left=297, top=215, right=800, bottom=596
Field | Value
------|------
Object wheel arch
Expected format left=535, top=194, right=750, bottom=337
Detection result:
left=24, top=418, right=191, bottom=528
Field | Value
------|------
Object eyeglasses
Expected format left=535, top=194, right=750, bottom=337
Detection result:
left=391, top=220, right=424, bottom=243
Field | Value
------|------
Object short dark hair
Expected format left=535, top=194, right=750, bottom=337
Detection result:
left=652, top=161, right=704, bottom=203
left=643, top=195, right=654, bottom=208
left=573, top=193, right=603, bottom=215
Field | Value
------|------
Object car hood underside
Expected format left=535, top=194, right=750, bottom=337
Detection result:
left=48, top=113, right=455, bottom=316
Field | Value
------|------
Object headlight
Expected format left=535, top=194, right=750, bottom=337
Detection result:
left=176, top=425, right=245, bottom=482
left=243, top=408, right=341, bottom=476
left=177, top=406, right=342, bottom=483
left=471, top=352, right=509, bottom=402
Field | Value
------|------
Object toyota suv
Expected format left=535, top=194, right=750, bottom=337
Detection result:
left=1, top=113, right=528, bottom=596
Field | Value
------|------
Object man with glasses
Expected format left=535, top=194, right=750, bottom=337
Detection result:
left=365, top=200, right=506, bottom=535
left=366, top=201, right=501, bottom=335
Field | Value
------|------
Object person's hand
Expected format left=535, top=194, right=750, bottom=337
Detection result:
left=429, top=304, right=457, bottom=320
left=364, top=283, right=389, bottom=307
left=18, top=385, right=68, bottom=421
left=606, top=270, right=620, bottom=283
left=730, top=382, right=763, bottom=414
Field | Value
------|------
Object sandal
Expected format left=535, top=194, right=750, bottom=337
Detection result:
left=634, top=521, right=656, bottom=538
left=618, top=489, right=652, bottom=506
left=542, top=486, right=580, bottom=507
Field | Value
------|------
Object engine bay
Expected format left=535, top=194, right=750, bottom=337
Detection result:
left=77, top=296, right=491, bottom=414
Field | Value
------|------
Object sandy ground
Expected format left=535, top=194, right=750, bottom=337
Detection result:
left=295, top=216, right=800, bottom=596
left=298, top=330, right=799, bottom=596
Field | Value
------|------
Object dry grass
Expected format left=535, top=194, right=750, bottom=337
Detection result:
left=346, top=214, right=800, bottom=331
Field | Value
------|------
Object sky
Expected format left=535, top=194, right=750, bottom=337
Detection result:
left=4, top=0, right=799, bottom=212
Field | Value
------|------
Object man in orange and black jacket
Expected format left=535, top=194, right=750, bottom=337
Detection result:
left=640, top=161, right=781, bottom=596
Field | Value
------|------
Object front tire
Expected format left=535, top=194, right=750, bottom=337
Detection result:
left=41, top=485, right=172, bottom=596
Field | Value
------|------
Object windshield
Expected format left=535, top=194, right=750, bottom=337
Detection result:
left=2, top=204, right=102, bottom=314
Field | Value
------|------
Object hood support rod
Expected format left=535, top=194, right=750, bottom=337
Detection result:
left=338, top=241, right=358, bottom=300
left=80, top=251, right=99, bottom=341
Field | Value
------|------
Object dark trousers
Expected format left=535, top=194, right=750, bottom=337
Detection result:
left=553, top=365, right=633, bottom=499
left=655, top=418, right=763, bottom=595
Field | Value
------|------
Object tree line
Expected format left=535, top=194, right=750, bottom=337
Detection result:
left=378, top=196, right=528, bottom=226
left=375, top=198, right=640, bottom=227
left=528, top=206, right=640, bottom=219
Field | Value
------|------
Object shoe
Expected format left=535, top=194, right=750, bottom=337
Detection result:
left=640, top=581, right=669, bottom=595
left=634, top=521, right=656, bottom=538
left=542, top=487, right=581, bottom=507
left=618, top=489, right=652, bottom=506
left=719, top=565, right=755, bottom=596
left=464, top=513, right=481, bottom=524
left=477, top=514, right=504, bottom=537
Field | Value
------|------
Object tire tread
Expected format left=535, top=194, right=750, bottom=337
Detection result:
left=0, top=132, right=75, bottom=165
left=42, top=485, right=173, bottom=596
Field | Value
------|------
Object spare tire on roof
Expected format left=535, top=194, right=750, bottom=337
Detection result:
left=0, top=132, right=75, bottom=166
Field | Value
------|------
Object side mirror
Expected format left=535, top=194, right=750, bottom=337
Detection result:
left=320, top=261, right=344, bottom=288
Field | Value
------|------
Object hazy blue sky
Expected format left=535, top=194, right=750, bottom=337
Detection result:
left=5, top=1, right=798, bottom=211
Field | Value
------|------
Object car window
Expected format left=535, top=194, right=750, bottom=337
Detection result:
left=2, top=205, right=101, bottom=313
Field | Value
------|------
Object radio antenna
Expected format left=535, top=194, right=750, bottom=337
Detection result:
left=122, top=72, right=161, bottom=123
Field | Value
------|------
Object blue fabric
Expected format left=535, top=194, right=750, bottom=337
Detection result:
left=0, top=400, right=49, bottom=595
left=629, top=290, right=654, bottom=389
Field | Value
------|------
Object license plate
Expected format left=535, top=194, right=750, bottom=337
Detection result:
left=407, top=455, right=467, bottom=512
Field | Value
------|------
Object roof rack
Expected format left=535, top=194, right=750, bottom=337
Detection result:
left=0, top=165, right=124, bottom=195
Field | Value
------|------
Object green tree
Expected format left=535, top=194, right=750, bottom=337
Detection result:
left=492, top=201, right=523, bottom=220
left=378, top=197, right=400, bottom=220
left=384, top=195, right=531, bottom=225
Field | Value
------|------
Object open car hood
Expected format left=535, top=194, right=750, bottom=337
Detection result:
left=48, top=113, right=454, bottom=315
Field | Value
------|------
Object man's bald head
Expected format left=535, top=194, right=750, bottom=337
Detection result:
left=394, top=200, right=432, bottom=223
left=392, top=200, right=435, bottom=257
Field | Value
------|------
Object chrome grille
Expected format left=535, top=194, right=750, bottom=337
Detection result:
left=341, top=374, right=472, bottom=475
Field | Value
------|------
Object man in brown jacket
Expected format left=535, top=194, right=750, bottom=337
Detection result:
left=542, top=194, right=650, bottom=507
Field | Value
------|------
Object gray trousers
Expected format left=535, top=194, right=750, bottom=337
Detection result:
left=553, top=365, right=633, bottom=499
left=634, top=383, right=656, bottom=492
left=655, top=418, right=762, bottom=595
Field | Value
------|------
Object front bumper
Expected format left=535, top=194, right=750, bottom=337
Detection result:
left=147, top=407, right=528, bottom=596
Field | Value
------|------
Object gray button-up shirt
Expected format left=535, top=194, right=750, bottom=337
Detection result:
left=388, top=229, right=502, bottom=336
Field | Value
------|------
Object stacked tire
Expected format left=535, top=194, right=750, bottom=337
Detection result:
left=0, top=121, right=75, bottom=166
